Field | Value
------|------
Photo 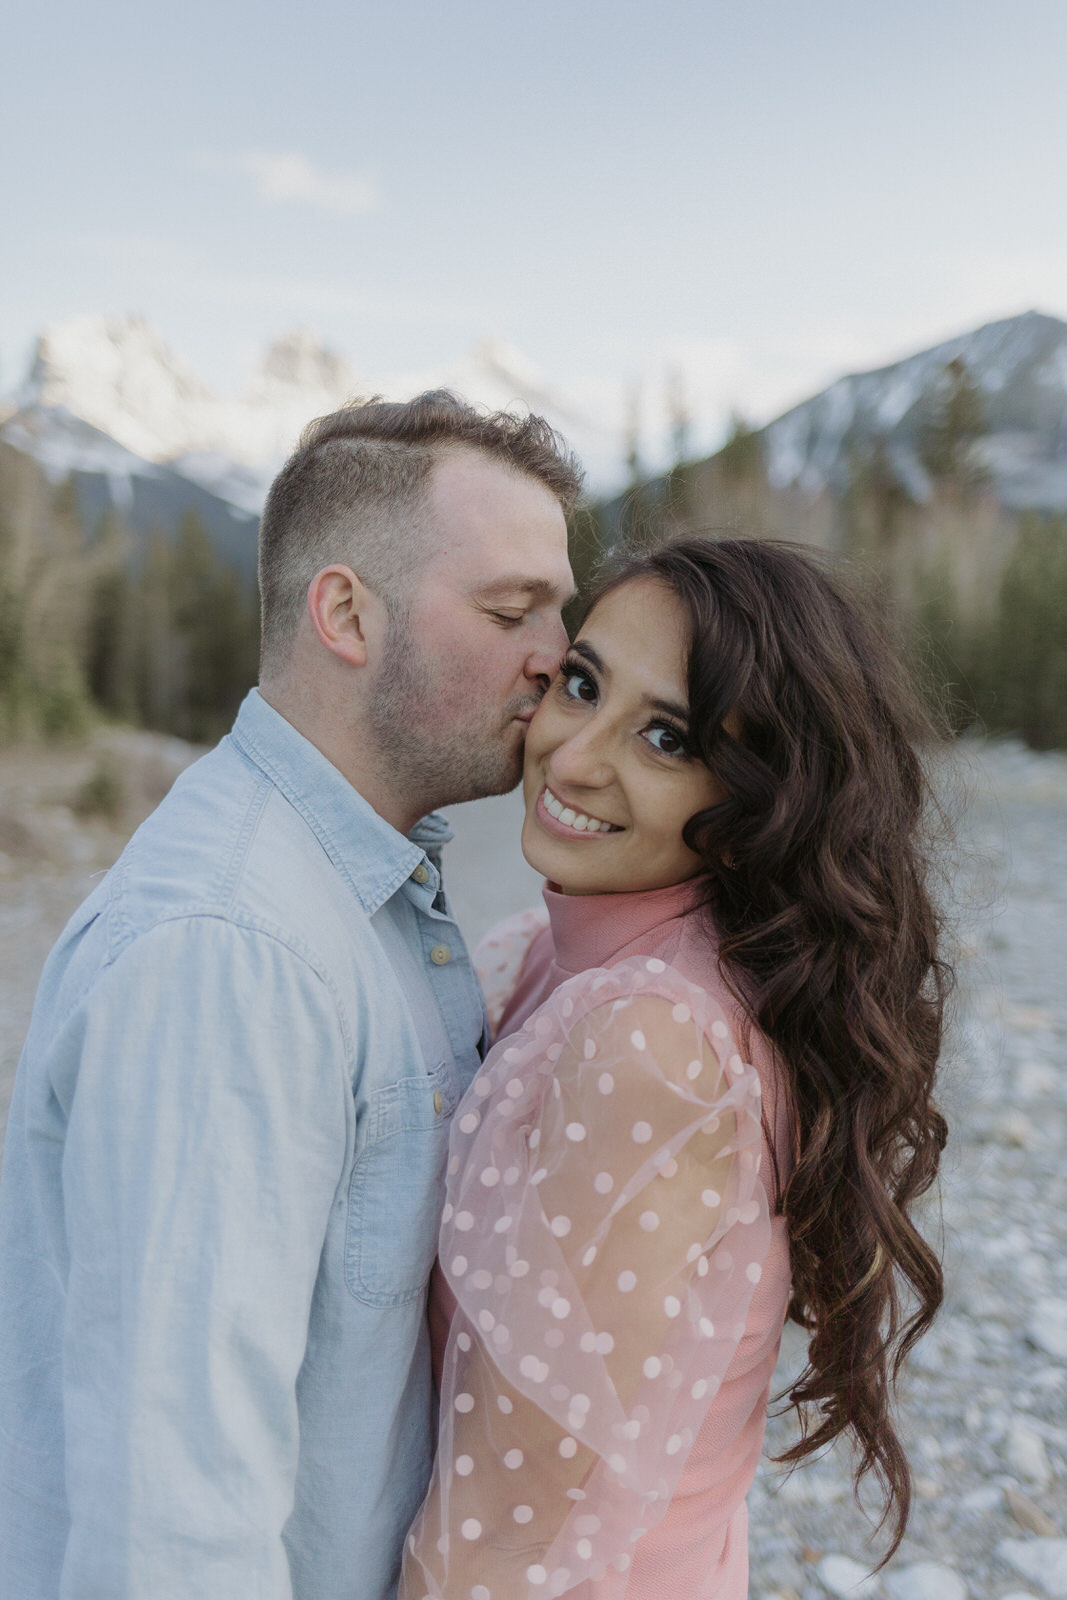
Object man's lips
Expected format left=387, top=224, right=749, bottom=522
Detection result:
left=535, top=784, right=622, bottom=838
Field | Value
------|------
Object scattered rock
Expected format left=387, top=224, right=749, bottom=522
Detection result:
left=998, top=1537, right=1067, bottom=1597
left=1007, top=1420, right=1054, bottom=1485
left=1006, top=1486, right=1061, bottom=1538
left=817, top=1553, right=881, bottom=1596
left=884, top=1561, right=969, bottom=1600
left=1027, top=1301, right=1067, bottom=1364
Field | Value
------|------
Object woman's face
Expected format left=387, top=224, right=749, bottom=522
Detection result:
left=521, top=578, right=726, bottom=895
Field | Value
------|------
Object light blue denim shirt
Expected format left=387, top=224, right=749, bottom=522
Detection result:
left=0, top=689, right=488, bottom=1600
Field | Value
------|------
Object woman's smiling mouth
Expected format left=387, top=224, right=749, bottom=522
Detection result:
left=538, top=785, right=621, bottom=836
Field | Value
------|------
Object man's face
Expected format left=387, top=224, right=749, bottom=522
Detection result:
left=368, top=449, right=574, bottom=814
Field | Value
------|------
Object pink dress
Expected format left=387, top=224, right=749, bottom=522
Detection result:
left=402, top=879, right=793, bottom=1600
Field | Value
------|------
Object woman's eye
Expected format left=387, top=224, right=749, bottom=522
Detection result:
left=645, top=724, right=687, bottom=756
left=561, top=670, right=597, bottom=703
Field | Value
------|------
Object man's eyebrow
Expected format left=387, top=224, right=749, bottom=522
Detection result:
left=570, top=638, right=690, bottom=724
left=476, top=575, right=575, bottom=604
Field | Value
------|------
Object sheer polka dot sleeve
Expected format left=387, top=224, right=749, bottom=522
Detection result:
left=474, top=905, right=551, bottom=1035
left=399, top=957, right=771, bottom=1600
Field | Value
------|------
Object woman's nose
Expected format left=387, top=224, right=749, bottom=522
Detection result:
left=548, top=720, right=614, bottom=789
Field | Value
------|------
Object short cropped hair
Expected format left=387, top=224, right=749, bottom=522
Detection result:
left=258, top=389, right=584, bottom=669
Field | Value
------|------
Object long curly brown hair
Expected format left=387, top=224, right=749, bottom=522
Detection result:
left=592, top=535, right=949, bottom=1560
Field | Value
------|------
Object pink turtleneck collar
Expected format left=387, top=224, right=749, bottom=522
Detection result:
left=542, top=875, right=709, bottom=975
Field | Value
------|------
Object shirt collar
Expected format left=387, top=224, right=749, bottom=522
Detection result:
left=542, top=875, right=708, bottom=973
left=229, top=689, right=453, bottom=917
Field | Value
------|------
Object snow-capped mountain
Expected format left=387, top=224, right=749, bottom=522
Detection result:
left=2, top=316, right=612, bottom=539
left=760, top=310, right=1067, bottom=511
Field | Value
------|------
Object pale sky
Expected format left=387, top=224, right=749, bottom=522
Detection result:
left=3, top=0, right=1066, bottom=479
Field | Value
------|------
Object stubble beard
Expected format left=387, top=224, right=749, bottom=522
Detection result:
left=368, top=611, right=538, bottom=813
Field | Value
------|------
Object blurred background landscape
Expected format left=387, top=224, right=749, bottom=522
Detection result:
left=1, top=1, right=1066, bottom=1596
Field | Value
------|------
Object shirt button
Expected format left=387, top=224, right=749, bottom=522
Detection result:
left=433, top=1090, right=444, bottom=1114
left=412, top=864, right=430, bottom=885
left=429, top=944, right=452, bottom=966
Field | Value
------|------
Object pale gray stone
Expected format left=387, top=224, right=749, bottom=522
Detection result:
left=1027, top=1301, right=1067, bottom=1363
left=884, top=1562, right=969, bottom=1600
left=998, top=1537, right=1067, bottom=1597
left=817, top=1553, right=881, bottom=1597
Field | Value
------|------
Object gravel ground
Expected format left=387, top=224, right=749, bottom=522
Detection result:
left=2, top=732, right=1065, bottom=1600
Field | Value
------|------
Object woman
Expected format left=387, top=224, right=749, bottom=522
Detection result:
left=400, top=537, right=948, bottom=1600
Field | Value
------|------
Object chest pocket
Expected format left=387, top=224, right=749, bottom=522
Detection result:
left=346, top=1061, right=457, bottom=1307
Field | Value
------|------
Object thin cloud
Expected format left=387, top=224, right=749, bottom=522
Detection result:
left=214, top=151, right=382, bottom=216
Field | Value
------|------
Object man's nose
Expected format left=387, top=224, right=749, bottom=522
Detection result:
left=523, top=613, right=570, bottom=691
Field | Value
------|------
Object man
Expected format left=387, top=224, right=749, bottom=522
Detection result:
left=0, top=391, right=580, bottom=1599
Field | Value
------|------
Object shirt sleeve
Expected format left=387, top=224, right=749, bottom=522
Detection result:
left=474, top=906, right=550, bottom=1036
left=58, top=916, right=350, bottom=1600
left=400, top=956, right=770, bottom=1600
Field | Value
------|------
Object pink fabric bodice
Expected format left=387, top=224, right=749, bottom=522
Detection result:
left=419, top=880, right=793, bottom=1600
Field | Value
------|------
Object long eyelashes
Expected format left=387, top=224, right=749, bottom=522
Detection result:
left=556, top=657, right=692, bottom=758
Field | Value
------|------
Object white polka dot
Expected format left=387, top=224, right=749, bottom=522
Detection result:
left=457, top=1331, right=471, bottom=1351
left=478, top=1309, right=495, bottom=1332
left=561, top=996, right=574, bottom=1016
left=580, top=1331, right=596, bottom=1352
left=739, top=1200, right=761, bottom=1224
left=664, top=1294, right=682, bottom=1318
left=686, top=1059, right=703, bottom=1080
left=686, top=1242, right=701, bottom=1262
left=527, top=1567, right=547, bottom=1587
left=639, top=1210, right=659, bottom=1232
left=455, top=1454, right=474, bottom=1476
left=659, top=1156, right=679, bottom=1178
left=513, top=1504, right=534, bottom=1524
left=503, top=1167, right=521, bottom=1187
left=534, top=1014, right=552, bottom=1036
left=493, top=1217, right=512, bottom=1235
left=492, top=1324, right=510, bottom=1347
left=550, top=1215, right=571, bottom=1237
left=698, top=1256, right=709, bottom=1277
left=594, top=1171, right=614, bottom=1194
left=645, top=957, right=666, bottom=973
left=545, top=1328, right=564, bottom=1348
left=479, top=1167, right=500, bottom=1187
left=550, top=1381, right=569, bottom=1402
left=551, top=1297, right=571, bottom=1319
left=546, top=1042, right=562, bottom=1062
left=711, top=1020, right=730, bottom=1039
left=559, top=1436, right=578, bottom=1458
left=701, top=1189, right=720, bottom=1208
left=617, top=1270, right=637, bottom=1292
left=473, top=1587, right=491, bottom=1600
left=577, top=1538, right=593, bottom=1559
left=497, top=1395, right=513, bottom=1413
left=471, top=1269, right=492, bottom=1290
left=608, top=1452, right=626, bottom=1473
left=528, top=1127, right=541, bottom=1149
left=505, top=1045, right=521, bottom=1059
left=699, top=1317, right=715, bottom=1337
left=552, top=1081, right=561, bottom=1100
left=566, top=1488, right=586, bottom=1500
left=449, top=1156, right=459, bottom=1175
left=456, top=1210, right=475, bottom=1230
left=691, top=1378, right=708, bottom=1398
left=459, top=1111, right=480, bottom=1134
left=643, top=1356, right=662, bottom=1379
left=504, top=1448, right=524, bottom=1468
left=630, top=1029, right=647, bottom=1050
left=595, top=1331, right=615, bottom=1354
left=666, top=1434, right=682, bottom=1456
left=531, top=1167, right=547, bottom=1185
left=451, top=1255, right=468, bottom=1276
left=455, top=1393, right=474, bottom=1413
left=570, top=1393, right=590, bottom=1415
left=506, top=1078, right=524, bottom=1099
left=632, top=1121, right=653, bottom=1144
left=576, top=1513, right=602, bottom=1534
left=566, top=1122, right=586, bottom=1142
left=474, top=1075, right=493, bottom=1097
left=583, top=1039, right=597, bottom=1059
left=598, top=1072, right=615, bottom=1094
left=519, top=1355, right=548, bottom=1382
left=715, top=1249, right=733, bottom=1271
left=461, top=1517, right=482, bottom=1540
left=702, top=1114, right=720, bottom=1134
left=672, top=1003, right=691, bottom=1023
left=509, top=1259, right=530, bottom=1277
left=581, top=1245, right=597, bottom=1266
left=746, top=1261, right=763, bottom=1282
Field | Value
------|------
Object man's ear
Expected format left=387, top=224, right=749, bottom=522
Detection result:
left=306, top=566, right=382, bottom=668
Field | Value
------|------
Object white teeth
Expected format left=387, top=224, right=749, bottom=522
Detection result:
left=543, top=787, right=615, bottom=835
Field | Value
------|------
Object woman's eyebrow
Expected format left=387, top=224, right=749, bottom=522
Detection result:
left=572, top=638, right=690, bottom=724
